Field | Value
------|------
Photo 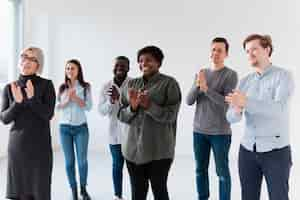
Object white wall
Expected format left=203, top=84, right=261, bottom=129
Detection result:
left=22, top=0, right=299, bottom=153
left=0, top=0, right=20, bottom=158
left=8, top=0, right=300, bottom=194
left=0, top=0, right=297, bottom=198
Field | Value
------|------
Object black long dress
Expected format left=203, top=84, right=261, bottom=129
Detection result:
left=0, top=74, right=56, bottom=200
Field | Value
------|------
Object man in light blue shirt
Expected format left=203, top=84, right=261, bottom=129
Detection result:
left=226, top=34, right=294, bottom=200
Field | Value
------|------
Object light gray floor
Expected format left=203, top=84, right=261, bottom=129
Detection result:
left=0, top=150, right=298, bottom=200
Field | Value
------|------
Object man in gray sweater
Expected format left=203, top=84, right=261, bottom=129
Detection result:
left=186, top=37, right=238, bottom=200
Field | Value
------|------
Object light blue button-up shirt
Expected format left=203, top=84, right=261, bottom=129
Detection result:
left=57, top=81, right=92, bottom=126
left=226, top=65, right=294, bottom=152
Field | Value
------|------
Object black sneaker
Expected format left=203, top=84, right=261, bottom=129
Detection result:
left=80, top=186, right=91, bottom=200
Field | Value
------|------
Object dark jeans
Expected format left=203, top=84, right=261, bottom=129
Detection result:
left=126, top=159, right=173, bottom=200
left=59, top=123, right=89, bottom=189
left=16, top=195, right=34, bottom=200
left=193, top=132, right=231, bottom=200
left=239, top=145, right=292, bottom=200
left=109, top=144, right=125, bottom=198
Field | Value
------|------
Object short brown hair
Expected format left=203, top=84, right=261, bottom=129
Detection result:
left=243, top=34, right=273, bottom=56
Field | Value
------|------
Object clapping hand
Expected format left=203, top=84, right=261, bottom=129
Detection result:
left=10, top=82, right=23, bottom=103
left=107, top=85, right=120, bottom=104
left=128, top=88, right=140, bottom=111
left=196, top=69, right=208, bottom=92
left=138, top=90, right=151, bottom=109
left=68, top=88, right=76, bottom=101
left=25, top=80, right=34, bottom=99
left=68, top=88, right=85, bottom=107
left=225, top=90, right=247, bottom=112
left=128, top=88, right=151, bottom=111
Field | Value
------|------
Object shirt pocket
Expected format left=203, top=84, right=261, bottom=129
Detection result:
left=260, top=77, right=277, bottom=100
left=148, top=85, right=166, bottom=106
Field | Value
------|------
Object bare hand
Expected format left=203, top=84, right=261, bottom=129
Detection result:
left=107, top=85, right=120, bottom=104
left=128, top=88, right=140, bottom=111
left=68, top=88, right=85, bottom=107
left=138, top=90, right=151, bottom=109
left=10, top=82, right=23, bottom=103
left=57, top=92, right=70, bottom=108
left=68, top=88, right=76, bottom=101
left=225, top=90, right=247, bottom=108
left=233, top=106, right=243, bottom=115
left=25, top=80, right=34, bottom=99
left=197, top=70, right=208, bottom=92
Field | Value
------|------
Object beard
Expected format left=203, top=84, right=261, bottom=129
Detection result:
left=251, top=61, right=259, bottom=67
left=249, top=57, right=259, bottom=67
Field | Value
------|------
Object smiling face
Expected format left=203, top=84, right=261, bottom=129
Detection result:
left=65, top=62, right=79, bottom=81
left=19, top=49, right=40, bottom=75
left=138, top=53, right=160, bottom=78
left=113, top=58, right=129, bottom=79
left=245, top=39, right=270, bottom=67
left=210, top=42, right=228, bottom=66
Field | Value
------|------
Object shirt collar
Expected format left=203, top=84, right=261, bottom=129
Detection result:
left=255, top=64, right=274, bottom=78
left=142, top=72, right=161, bottom=84
left=111, top=76, right=130, bottom=89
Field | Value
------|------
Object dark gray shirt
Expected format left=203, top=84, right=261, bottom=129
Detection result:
left=186, top=67, right=238, bottom=135
left=118, top=72, right=181, bottom=164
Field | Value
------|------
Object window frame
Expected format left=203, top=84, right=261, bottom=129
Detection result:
left=0, top=0, right=23, bottom=90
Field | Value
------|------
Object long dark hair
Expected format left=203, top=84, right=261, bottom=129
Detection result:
left=58, top=59, right=90, bottom=100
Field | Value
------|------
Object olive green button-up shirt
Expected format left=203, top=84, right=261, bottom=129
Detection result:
left=118, top=72, right=182, bottom=164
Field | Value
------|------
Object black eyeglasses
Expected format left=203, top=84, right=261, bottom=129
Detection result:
left=20, top=54, right=38, bottom=63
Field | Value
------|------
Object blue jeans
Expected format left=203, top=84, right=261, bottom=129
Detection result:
left=193, top=132, right=231, bottom=200
left=239, top=145, right=292, bottom=200
left=60, top=123, right=89, bottom=189
left=109, top=144, right=125, bottom=198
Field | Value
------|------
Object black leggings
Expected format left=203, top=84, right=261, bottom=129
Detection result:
left=126, top=159, right=173, bottom=200
left=15, top=195, right=34, bottom=200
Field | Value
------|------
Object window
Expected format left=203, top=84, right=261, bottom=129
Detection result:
left=0, top=0, right=22, bottom=88
left=0, top=0, right=22, bottom=157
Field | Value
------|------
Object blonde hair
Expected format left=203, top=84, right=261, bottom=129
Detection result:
left=21, top=46, right=44, bottom=74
